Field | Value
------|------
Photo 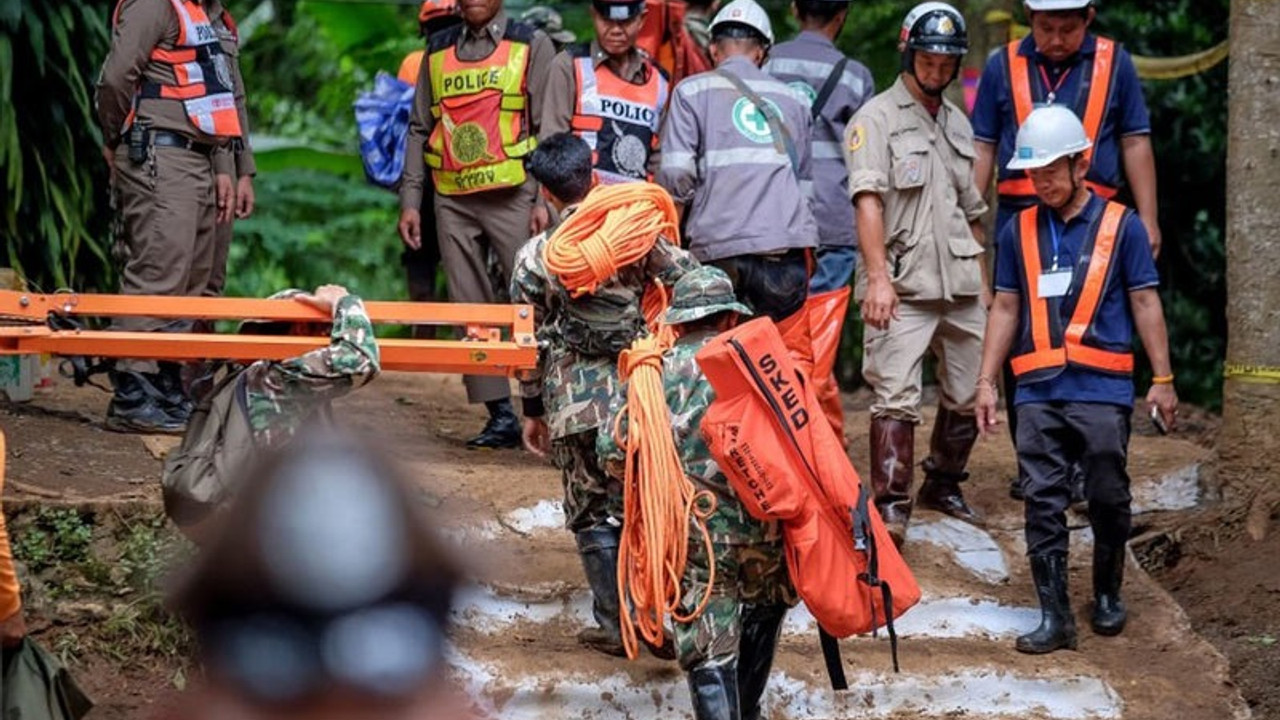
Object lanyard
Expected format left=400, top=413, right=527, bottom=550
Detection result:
left=1047, top=213, right=1063, bottom=271
left=1037, top=63, right=1073, bottom=105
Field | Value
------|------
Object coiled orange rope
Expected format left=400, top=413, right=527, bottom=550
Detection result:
left=543, top=181, right=715, bottom=659
left=614, top=338, right=717, bottom=660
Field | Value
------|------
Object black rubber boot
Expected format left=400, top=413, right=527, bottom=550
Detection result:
left=1091, top=543, right=1128, bottom=636
left=105, top=370, right=186, bottom=435
left=688, top=661, right=741, bottom=720
left=737, top=604, right=787, bottom=720
left=467, top=398, right=521, bottom=450
left=575, top=527, right=626, bottom=657
left=1016, top=553, right=1078, bottom=654
left=917, top=408, right=984, bottom=526
left=156, top=361, right=193, bottom=423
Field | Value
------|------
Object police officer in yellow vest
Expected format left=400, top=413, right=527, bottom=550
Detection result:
left=97, top=0, right=243, bottom=434
left=206, top=0, right=256, bottom=298
left=541, top=0, right=669, bottom=185
left=398, top=0, right=556, bottom=448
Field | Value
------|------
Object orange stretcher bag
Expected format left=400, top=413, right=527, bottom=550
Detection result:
left=696, top=316, right=920, bottom=686
left=775, top=287, right=851, bottom=442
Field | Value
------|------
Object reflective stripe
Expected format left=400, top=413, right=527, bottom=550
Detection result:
left=812, top=140, right=843, bottom=160
left=676, top=74, right=787, bottom=98
left=1011, top=201, right=1134, bottom=377
left=661, top=151, right=697, bottom=173
left=997, top=177, right=1118, bottom=199
left=765, top=56, right=867, bottom=98
left=703, top=147, right=790, bottom=169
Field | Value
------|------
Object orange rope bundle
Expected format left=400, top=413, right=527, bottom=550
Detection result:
left=542, top=182, right=680, bottom=299
left=614, top=337, right=717, bottom=660
left=541, top=181, right=714, bottom=658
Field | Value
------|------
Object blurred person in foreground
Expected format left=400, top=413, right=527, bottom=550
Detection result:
left=165, top=430, right=477, bottom=720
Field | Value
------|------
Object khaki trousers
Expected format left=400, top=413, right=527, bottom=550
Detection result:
left=112, top=144, right=217, bottom=372
left=862, top=298, right=986, bottom=423
left=434, top=180, right=536, bottom=404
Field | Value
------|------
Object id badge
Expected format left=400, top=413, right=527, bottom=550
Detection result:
left=1038, top=269, right=1073, bottom=298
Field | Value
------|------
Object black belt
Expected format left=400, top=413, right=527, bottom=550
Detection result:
left=150, top=130, right=216, bottom=156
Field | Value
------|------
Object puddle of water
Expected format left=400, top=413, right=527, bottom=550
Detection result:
left=450, top=650, right=1122, bottom=719
left=783, top=597, right=1039, bottom=639
left=907, top=517, right=1010, bottom=584
left=457, top=585, right=1038, bottom=641
left=1132, top=463, right=1200, bottom=514
left=502, top=499, right=565, bottom=535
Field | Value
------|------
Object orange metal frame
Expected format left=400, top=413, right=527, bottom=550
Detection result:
left=0, top=290, right=537, bottom=376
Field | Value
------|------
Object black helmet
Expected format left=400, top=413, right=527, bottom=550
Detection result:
left=901, top=2, right=968, bottom=56
left=899, top=2, right=968, bottom=94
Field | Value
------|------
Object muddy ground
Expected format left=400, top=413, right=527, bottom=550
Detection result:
left=1, top=374, right=1276, bottom=719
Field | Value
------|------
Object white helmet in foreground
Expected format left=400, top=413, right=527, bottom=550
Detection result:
left=710, top=0, right=774, bottom=46
left=1007, top=105, right=1092, bottom=171
left=1023, top=0, right=1092, bottom=10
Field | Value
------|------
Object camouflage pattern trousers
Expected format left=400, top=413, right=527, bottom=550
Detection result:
left=673, top=538, right=796, bottom=670
left=552, top=428, right=623, bottom=533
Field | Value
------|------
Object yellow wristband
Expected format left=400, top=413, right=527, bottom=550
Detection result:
left=1152, top=374, right=1175, bottom=385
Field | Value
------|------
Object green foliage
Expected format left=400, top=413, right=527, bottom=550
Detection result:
left=226, top=169, right=406, bottom=301
left=12, top=507, right=94, bottom=573
left=1, top=1, right=115, bottom=292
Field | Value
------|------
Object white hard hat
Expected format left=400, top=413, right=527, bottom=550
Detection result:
left=1006, top=105, right=1092, bottom=170
left=710, top=0, right=774, bottom=45
left=1024, top=0, right=1092, bottom=10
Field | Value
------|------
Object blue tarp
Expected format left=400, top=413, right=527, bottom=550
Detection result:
left=355, top=71, right=416, bottom=190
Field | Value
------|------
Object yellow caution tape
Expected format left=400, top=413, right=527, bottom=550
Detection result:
left=1224, top=364, right=1280, bottom=384
left=983, top=12, right=1228, bottom=81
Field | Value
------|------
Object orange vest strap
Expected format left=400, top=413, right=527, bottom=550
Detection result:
left=1064, top=201, right=1126, bottom=346
left=1080, top=38, right=1116, bottom=165
left=1007, top=41, right=1033, bottom=127
left=1019, top=206, right=1054, bottom=356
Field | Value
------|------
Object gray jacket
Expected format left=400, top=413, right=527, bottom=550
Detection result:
left=766, top=31, right=874, bottom=249
left=656, top=56, right=818, bottom=262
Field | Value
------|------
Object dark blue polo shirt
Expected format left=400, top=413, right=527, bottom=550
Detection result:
left=973, top=34, right=1152, bottom=236
left=995, top=193, right=1159, bottom=408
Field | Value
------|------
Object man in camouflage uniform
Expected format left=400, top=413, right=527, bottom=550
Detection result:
left=511, top=133, right=696, bottom=657
left=598, top=266, right=795, bottom=720
left=163, top=284, right=380, bottom=538
left=238, top=285, right=380, bottom=444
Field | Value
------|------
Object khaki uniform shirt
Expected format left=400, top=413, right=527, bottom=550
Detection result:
left=399, top=11, right=556, bottom=211
left=845, top=76, right=988, bottom=302
left=96, top=0, right=233, bottom=174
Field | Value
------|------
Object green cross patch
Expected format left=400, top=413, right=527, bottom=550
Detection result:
left=731, top=96, right=783, bottom=144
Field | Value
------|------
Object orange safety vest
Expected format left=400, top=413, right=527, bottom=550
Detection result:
left=998, top=37, right=1118, bottom=201
left=569, top=47, right=669, bottom=185
left=115, top=0, right=243, bottom=138
left=424, top=21, right=536, bottom=195
left=1010, top=201, right=1135, bottom=382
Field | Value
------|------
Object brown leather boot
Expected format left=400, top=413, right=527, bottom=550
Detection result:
left=869, top=416, right=916, bottom=547
left=917, top=407, right=984, bottom=526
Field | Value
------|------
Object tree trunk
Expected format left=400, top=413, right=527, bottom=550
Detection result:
left=1215, top=0, right=1280, bottom=540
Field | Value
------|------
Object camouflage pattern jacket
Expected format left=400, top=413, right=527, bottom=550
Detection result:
left=241, top=294, right=381, bottom=446
left=511, top=210, right=697, bottom=439
left=597, top=329, right=781, bottom=545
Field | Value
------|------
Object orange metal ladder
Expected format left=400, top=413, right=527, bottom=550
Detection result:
left=0, top=290, right=538, bottom=376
